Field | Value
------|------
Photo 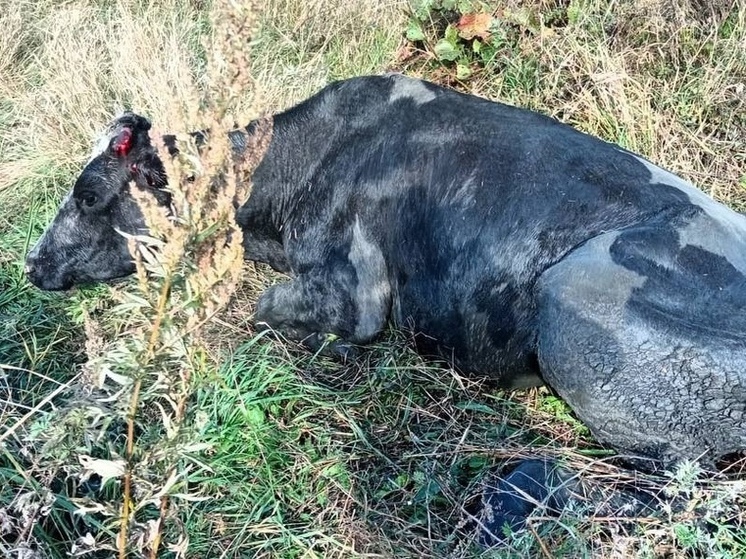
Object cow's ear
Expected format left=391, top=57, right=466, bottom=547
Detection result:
left=107, top=112, right=152, bottom=159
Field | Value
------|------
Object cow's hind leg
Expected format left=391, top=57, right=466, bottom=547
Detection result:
left=536, top=229, right=746, bottom=468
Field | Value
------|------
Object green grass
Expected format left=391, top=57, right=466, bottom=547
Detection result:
left=1, top=0, right=745, bottom=557
left=183, top=338, right=360, bottom=556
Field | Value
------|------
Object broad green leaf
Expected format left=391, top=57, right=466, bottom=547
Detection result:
left=444, top=23, right=459, bottom=43
left=434, top=39, right=460, bottom=61
left=456, top=63, right=472, bottom=79
left=406, top=20, right=426, bottom=42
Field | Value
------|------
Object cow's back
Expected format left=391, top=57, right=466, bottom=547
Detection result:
left=303, top=76, right=721, bottom=381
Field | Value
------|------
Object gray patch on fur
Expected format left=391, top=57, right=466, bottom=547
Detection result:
left=678, top=211, right=746, bottom=274
left=388, top=75, right=437, bottom=105
left=229, top=130, right=247, bottom=151
left=543, top=231, right=647, bottom=318
left=633, top=154, right=742, bottom=227
left=348, top=217, right=391, bottom=341
left=447, top=174, right=479, bottom=209
left=632, top=154, right=746, bottom=272
left=28, top=191, right=75, bottom=259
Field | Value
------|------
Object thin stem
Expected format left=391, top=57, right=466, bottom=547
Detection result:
left=118, top=274, right=173, bottom=559
left=149, top=495, right=170, bottom=559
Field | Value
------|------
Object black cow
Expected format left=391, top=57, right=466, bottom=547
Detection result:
left=27, top=74, right=745, bottom=474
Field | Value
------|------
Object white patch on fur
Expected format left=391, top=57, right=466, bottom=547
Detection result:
left=87, top=132, right=112, bottom=163
left=348, top=217, right=391, bottom=341
left=388, top=75, right=437, bottom=105
left=632, top=154, right=746, bottom=270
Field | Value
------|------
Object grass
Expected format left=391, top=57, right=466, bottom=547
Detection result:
left=1, top=0, right=745, bottom=557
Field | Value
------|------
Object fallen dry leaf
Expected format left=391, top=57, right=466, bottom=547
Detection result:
left=79, top=455, right=126, bottom=486
left=456, top=13, right=493, bottom=41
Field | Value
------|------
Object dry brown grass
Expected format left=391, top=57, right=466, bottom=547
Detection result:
left=0, top=0, right=406, bottom=199
left=248, top=0, right=407, bottom=110
left=0, top=1, right=199, bottom=194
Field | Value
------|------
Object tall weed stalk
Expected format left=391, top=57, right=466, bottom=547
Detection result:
left=78, top=1, right=271, bottom=556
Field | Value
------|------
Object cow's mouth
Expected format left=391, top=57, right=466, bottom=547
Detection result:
left=26, top=266, right=135, bottom=292
left=26, top=272, right=75, bottom=292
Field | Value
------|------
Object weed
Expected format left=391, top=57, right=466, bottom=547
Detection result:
left=407, top=1, right=501, bottom=79
left=1, top=0, right=272, bottom=556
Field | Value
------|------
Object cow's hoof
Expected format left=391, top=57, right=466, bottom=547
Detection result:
left=474, top=458, right=663, bottom=547
left=304, top=332, right=359, bottom=362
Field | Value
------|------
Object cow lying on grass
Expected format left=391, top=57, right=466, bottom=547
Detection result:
left=26, top=73, right=745, bottom=536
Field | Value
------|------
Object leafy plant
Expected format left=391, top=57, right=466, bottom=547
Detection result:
left=91, top=4, right=272, bottom=555
left=405, top=0, right=565, bottom=81
left=407, top=0, right=499, bottom=79
left=2, top=1, right=271, bottom=557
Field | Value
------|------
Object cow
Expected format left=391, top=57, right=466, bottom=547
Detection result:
left=25, top=73, right=746, bottom=535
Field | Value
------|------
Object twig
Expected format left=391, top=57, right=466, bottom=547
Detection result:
left=527, top=520, right=554, bottom=559
left=148, top=343, right=194, bottom=559
left=149, top=495, right=170, bottom=559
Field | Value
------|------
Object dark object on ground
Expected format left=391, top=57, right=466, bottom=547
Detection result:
left=475, top=459, right=660, bottom=547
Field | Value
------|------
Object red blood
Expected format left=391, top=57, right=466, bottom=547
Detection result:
left=114, top=128, right=133, bottom=156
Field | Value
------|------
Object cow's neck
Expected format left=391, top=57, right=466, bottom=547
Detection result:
left=238, top=105, right=340, bottom=237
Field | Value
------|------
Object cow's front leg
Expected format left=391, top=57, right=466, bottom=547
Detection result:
left=255, top=263, right=391, bottom=358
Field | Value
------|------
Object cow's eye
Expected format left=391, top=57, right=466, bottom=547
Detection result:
left=80, top=192, right=98, bottom=208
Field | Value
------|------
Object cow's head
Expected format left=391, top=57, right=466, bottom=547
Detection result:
left=25, top=113, right=170, bottom=290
